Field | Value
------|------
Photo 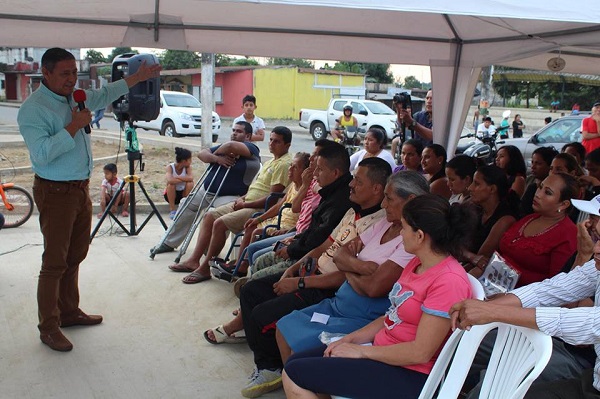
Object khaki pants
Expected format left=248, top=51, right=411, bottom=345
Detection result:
left=33, top=176, right=92, bottom=333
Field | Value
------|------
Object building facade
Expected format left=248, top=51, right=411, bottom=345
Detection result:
left=160, top=65, right=366, bottom=119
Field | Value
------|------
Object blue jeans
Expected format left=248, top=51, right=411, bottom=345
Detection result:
left=91, top=108, right=105, bottom=128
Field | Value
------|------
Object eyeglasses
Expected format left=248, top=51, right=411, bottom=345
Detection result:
left=232, top=128, right=245, bottom=133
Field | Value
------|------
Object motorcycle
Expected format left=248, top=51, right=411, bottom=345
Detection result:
left=334, top=125, right=365, bottom=156
left=455, top=131, right=499, bottom=166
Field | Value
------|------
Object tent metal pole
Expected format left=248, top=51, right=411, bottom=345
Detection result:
left=154, top=0, right=160, bottom=42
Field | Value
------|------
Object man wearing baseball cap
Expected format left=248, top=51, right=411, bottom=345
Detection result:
left=569, top=195, right=600, bottom=269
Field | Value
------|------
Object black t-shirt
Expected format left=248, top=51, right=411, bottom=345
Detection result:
left=204, top=142, right=261, bottom=196
left=471, top=202, right=517, bottom=253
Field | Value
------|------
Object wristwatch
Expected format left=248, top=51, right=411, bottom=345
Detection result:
left=411, top=120, right=418, bottom=128
left=298, top=277, right=305, bottom=289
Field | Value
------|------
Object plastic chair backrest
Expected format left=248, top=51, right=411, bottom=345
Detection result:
left=418, top=322, right=552, bottom=399
left=417, top=275, right=485, bottom=399
left=468, top=274, right=486, bottom=301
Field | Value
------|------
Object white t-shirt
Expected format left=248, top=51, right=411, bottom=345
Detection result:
left=477, top=123, right=497, bottom=139
left=349, top=149, right=396, bottom=173
left=233, top=114, right=265, bottom=134
left=101, top=177, right=123, bottom=197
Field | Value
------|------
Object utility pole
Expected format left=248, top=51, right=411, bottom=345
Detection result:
left=480, top=65, right=493, bottom=106
left=201, top=53, right=215, bottom=148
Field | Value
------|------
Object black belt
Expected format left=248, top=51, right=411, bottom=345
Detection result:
left=35, top=175, right=90, bottom=188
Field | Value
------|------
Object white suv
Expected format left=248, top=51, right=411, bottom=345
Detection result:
left=134, top=91, right=221, bottom=142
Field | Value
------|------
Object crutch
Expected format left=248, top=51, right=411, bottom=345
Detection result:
left=173, top=165, right=232, bottom=263
left=149, top=163, right=213, bottom=259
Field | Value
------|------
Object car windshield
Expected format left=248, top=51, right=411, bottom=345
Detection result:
left=364, top=102, right=395, bottom=115
left=164, top=94, right=201, bottom=108
left=536, top=118, right=583, bottom=144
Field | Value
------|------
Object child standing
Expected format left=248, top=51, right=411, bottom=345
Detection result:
left=164, top=147, right=194, bottom=220
left=99, top=163, right=130, bottom=218
left=232, top=94, right=266, bottom=141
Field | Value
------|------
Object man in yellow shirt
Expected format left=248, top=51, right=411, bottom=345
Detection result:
left=168, top=127, right=293, bottom=284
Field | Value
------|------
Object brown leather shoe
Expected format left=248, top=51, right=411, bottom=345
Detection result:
left=40, top=331, right=73, bottom=352
left=61, top=311, right=103, bottom=328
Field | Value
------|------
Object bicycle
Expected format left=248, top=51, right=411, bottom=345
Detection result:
left=0, top=182, right=34, bottom=228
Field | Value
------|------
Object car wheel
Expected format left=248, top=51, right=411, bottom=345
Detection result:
left=162, top=121, right=179, bottom=138
left=310, top=122, right=327, bottom=141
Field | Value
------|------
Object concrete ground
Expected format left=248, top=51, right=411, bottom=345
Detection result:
left=0, top=216, right=286, bottom=399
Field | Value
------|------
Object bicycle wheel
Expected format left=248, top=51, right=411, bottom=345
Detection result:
left=1, top=186, right=34, bottom=228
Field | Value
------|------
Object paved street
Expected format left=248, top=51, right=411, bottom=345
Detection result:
left=0, top=104, right=317, bottom=156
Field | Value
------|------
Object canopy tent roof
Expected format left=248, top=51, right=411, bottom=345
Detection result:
left=2, top=0, right=600, bottom=153
left=493, top=69, right=600, bottom=86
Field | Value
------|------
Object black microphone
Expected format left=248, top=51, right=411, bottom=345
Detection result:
left=73, top=89, right=91, bottom=134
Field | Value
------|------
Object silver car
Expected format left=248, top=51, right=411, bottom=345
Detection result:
left=496, top=115, right=586, bottom=168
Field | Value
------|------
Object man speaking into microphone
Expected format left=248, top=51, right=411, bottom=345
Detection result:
left=18, top=47, right=161, bottom=352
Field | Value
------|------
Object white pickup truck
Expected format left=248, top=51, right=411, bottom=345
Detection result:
left=134, top=90, right=221, bottom=142
left=299, top=99, right=397, bottom=141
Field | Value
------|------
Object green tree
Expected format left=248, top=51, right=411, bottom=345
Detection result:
left=331, top=61, right=363, bottom=74
left=215, top=54, right=233, bottom=66
left=85, top=49, right=106, bottom=64
left=403, top=75, right=423, bottom=89
left=159, top=50, right=201, bottom=70
left=215, top=54, right=260, bottom=66
left=363, top=63, right=394, bottom=83
left=216, top=54, right=260, bottom=67
left=107, top=47, right=138, bottom=62
left=328, top=62, right=393, bottom=83
left=267, top=58, right=314, bottom=68
left=231, top=58, right=259, bottom=66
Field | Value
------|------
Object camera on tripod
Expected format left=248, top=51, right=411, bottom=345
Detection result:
left=393, top=91, right=412, bottom=110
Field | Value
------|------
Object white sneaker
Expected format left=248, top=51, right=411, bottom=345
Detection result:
left=241, top=368, right=282, bottom=398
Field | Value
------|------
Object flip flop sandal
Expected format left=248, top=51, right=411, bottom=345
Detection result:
left=169, top=264, right=196, bottom=273
left=203, top=325, right=246, bottom=344
left=182, top=271, right=211, bottom=284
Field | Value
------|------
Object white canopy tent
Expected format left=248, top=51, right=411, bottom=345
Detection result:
left=2, top=0, right=600, bottom=153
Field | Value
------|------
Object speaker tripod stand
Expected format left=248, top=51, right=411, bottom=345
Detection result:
left=90, top=126, right=167, bottom=242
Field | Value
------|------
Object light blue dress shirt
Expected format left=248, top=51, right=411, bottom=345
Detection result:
left=18, top=79, right=129, bottom=181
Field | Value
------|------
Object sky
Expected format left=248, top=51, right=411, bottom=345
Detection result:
left=83, top=48, right=432, bottom=84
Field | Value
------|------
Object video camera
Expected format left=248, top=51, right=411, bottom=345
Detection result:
left=393, top=92, right=412, bottom=110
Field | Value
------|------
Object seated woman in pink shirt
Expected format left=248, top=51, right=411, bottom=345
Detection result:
left=282, top=194, right=478, bottom=399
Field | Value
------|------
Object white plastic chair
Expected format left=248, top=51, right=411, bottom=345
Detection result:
left=332, top=276, right=487, bottom=399
left=415, top=275, right=486, bottom=399
left=418, top=322, right=553, bottom=399
left=467, top=274, right=485, bottom=301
